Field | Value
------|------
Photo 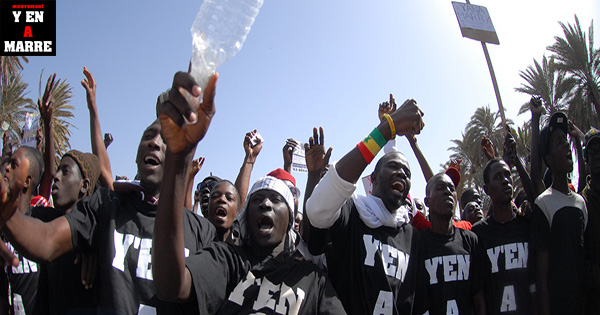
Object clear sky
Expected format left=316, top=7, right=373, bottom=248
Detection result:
left=18, top=0, right=599, bottom=213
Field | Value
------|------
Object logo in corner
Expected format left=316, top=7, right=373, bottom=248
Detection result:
left=0, top=0, right=56, bottom=56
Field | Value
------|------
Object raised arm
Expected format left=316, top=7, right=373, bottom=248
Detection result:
left=302, top=127, right=332, bottom=249
left=153, top=71, right=218, bottom=302
left=303, top=127, right=332, bottom=210
left=38, top=73, right=57, bottom=200
left=282, top=138, right=298, bottom=174
left=529, top=96, right=546, bottom=197
left=234, top=130, right=262, bottom=206
left=184, top=157, right=204, bottom=210
left=406, top=135, right=434, bottom=182
left=306, top=98, right=424, bottom=228
left=2, top=212, right=72, bottom=263
left=82, top=67, right=113, bottom=190
left=503, top=131, right=534, bottom=203
left=568, top=121, right=586, bottom=193
left=336, top=99, right=424, bottom=183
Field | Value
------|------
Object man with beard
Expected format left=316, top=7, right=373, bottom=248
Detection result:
left=305, top=99, right=426, bottom=314
left=0, top=72, right=219, bottom=314
left=531, top=112, right=587, bottom=315
left=472, top=158, right=534, bottom=314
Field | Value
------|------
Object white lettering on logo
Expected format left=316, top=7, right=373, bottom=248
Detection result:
left=486, top=242, right=528, bottom=273
left=424, top=255, right=470, bottom=284
left=373, top=290, right=393, bottom=315
left=363, top=234, right=410, bottom=282
left=111, top=230, right=190, bottom=281
left=500, top=285, right=517, bottom=312
left=228, top=271, right=306, bottom=315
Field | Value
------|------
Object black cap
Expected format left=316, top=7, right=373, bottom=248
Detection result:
left=584, top=127, right=600, bottom=147
left=539, top=112, right=569, bottom=160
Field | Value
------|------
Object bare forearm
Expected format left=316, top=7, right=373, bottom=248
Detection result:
left=530, top=114, right=545, bottom=197
left=408, top=139, right=433, bottom=182
left=575, top=140, right=586, bottom=193
left=515, top=157, right=534, bottom=203
left=89, top=107, right=113, bottom=190
left=336, top=122, right=392, bottom=183
left=3, top=212, right=72, bottom=263
left=184, top=171, right=194, bottom=210
left=153, top=147, right=194, bottom=301
left=39, top=121, right=54, bottom=199
left=235, top=156, right=255, bottom=207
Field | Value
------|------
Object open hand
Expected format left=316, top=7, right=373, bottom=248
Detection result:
left=38, top=73, right=56, bottom=125
left=304, top=127, right=332, bottom=174
left=156, top=72, right=218, bottom=153
left=481, top=136, right=495, bottom=160
left=81, top=67, right=97, bottom=109
left=378, top=93, right=397, bottom=121
left=190, top=157, right=205, bottom=177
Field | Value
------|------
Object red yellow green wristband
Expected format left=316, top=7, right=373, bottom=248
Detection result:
left=357, top=128, right=387, bottom=163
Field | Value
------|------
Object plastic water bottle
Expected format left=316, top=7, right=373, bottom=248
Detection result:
left=190, top=0, right=264, bottom=90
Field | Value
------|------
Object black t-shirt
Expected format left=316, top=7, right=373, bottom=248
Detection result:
left=64, top=187, right=217, bottom=314
left=472, top=215, right=533, bottom=315
left=4, top=239, right=38, bottom=315
left=30, top=206, right=97, bottom=315
left=314, top=199, right=422, bottom=315
left=186, top=242, right=345, bottom=314
left=531, top=188, right=587, bottom=315
left=420, top=227, right=482, bottom=315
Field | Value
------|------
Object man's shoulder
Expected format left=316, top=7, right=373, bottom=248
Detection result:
left=470, top=218, right=489, bottom=234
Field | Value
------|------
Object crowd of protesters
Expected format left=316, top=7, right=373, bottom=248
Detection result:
left=0, top=65, right=597, bottom=315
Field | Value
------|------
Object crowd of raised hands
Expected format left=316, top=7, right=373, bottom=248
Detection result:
left=0, top=67, right=597, bottom=315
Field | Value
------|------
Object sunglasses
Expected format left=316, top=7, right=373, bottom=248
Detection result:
left=197, top=180, right=217, bottom=192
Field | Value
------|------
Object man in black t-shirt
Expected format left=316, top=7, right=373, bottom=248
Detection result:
left=473, top=158, right=534, bottom=314
left=306, top=99, right=426, bottom=314
left=0, top=72, right=218, bottom=314
left=421, top=173, right=484, bottom=315
left=1, top=146, right=43, bottom=315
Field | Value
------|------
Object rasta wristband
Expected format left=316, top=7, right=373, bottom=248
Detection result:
left=357, top=128, right=387, bottom=163
left=383, top=113, right=395, bottom=139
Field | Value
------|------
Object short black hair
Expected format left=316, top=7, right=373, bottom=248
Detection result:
left=20, top=146, right=44, bottom=189
left=483, top=158, right=503, bottom=185
left=425, top=173, right=449, bottom=198
left=372, top=151, right=407, bottom=179
left=460, top=187, right=479, bottom=210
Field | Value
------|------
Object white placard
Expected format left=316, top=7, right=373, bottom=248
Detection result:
left=292, top=143, right=307, bottom=173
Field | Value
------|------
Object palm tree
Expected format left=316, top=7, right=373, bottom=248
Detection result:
left=0, top=73, right=33, bottom=145
left=25, top=72, right=75, bottom=166
left=0, top=56, right=28, bottom=87
left=515, top=55, right=575, bottom=124
left=547, top=15, right=600, bottom=131
left=449, top=106, right=511, bottom=193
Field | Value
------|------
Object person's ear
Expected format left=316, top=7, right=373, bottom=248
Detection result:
left=80, top=179, right=90, bottom=196
left=424, top=196, right=430, bottom=208
left=483, top=183, right=489, bottom=195
left=22, top=174, right=32, bottom=193
left=370, top=171, right=377, bottom=186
